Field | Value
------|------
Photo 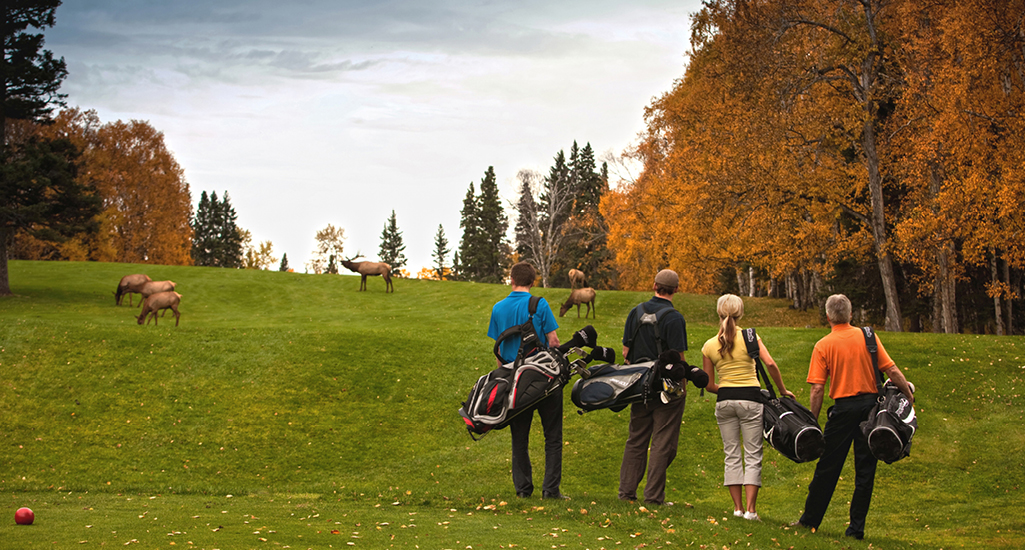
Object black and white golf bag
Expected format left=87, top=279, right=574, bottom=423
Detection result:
left=459, top=323, right=603, bottom=440
left=571, top=350, right=707, bottom=413
left=744, top=328, right=825, bottom=463
left=859, top=327, right=918, bottom=464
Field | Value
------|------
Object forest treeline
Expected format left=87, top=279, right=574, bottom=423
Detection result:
left=602, top=0, right=1025, bottom=334
left=5, top=0, right=1024, bottom=335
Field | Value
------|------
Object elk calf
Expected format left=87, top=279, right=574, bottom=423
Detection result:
left=115, top=274, right=151, bottom=306
left=137, top=291, right=182, bottom=326
left=559, top=287, right=596, bottom=318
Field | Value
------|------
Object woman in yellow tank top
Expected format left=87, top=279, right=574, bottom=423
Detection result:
left=701, top=294, right=793, bottom=521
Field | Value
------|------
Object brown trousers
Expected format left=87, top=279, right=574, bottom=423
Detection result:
left=618, top=394, right=686, bottom=504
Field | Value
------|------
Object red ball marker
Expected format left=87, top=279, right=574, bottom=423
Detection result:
left=15, top=507, right=34, bottom=525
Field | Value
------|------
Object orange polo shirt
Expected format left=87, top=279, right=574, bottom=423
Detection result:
left=808, top=323, right=895, bottom=400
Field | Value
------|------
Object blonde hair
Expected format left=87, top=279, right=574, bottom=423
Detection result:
left=716, top=294, right=744, bottom=357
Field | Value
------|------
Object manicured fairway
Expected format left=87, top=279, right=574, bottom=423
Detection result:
left=1, top=261, right=1022, bottom=549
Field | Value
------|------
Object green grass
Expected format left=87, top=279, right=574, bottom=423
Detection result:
left=1, top=260, right=1022, bottom=549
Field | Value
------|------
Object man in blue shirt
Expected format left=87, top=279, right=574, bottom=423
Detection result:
left=487, top=262, right=564, bottom=499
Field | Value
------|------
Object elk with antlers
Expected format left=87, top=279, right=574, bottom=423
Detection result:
left=340, top=253, right=394, bottom=292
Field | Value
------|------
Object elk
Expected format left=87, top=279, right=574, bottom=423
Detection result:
left=559, top=287, right=596, bottom=318
left=137, top=281, right=177, bottom=307
left=114, top=274, right=151, bottom=306
left=137, top=291, right=182, bottom=326
left=340, top=253, right=394, bottom=292
left=568, top=269, right=586, bottom=289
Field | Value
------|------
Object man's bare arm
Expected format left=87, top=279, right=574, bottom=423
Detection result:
left=809, top=383, right=825, bottom=419
left=883, top=365, right=914, bottom=404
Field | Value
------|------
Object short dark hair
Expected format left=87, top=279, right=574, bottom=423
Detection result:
left=655, top=283, right=677, bottom=296
left=510, top=262, right=536, bottom=287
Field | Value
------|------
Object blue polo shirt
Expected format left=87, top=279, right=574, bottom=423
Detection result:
left=488, top=291, right=560, bottom=363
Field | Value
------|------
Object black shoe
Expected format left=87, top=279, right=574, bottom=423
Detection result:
left=845, top=529, right=864, bottom=540
left=542, top=492, right=570, bottom=500
left=789, top=520, right=815, bottom=532
left=516, top=492, right=531, bottom=498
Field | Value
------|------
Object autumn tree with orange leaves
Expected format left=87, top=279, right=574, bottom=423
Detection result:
left=10, top=109, right=194, bottom=265
left=605, top=0, right=1025, bottom=334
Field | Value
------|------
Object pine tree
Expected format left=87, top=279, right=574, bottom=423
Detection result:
left=458, top=182, right=481, bottom=280
left=191, top=190, right=243, bottom=268
left=279, top=253, right=289, bottom=272
left=216, top=192, right=243, bottom=268
left=476, top=166, right=509, bottom=283
left=378, top=210, right=407, bottom=277
left=190, top=191, right=216, bottom=266
left=433, top=224, right=450, bottom=280
left=0, top=0, right=86, bottom=295
left=450, top=250, right=463, bottom=282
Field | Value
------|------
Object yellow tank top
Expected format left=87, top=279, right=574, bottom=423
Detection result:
left=701, top=329, right=759, bottom=387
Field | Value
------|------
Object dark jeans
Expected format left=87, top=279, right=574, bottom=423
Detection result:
left=618, top=394, right=686, bottom=504
left=800, top=394, right=878, bottom=538
left=509, top=390, right=563, bottom=496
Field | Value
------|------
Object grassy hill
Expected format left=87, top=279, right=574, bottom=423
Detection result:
left=0, top=260, right=1022, bottom=549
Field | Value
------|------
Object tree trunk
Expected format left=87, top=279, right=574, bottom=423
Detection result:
left=856, top=0, right=902, bottom=332
left=748, top=266, right=756, bottom=297
left=1004, top=260, right=1013, bottom=335
left=992, top=252, right=1004, bottom=336
left=736, top=267, right=747, bottom=296
left=0, top=228, right=12, bottom=296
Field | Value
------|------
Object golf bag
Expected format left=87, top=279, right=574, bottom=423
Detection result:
left=858, top=327, right=918, bottom=464
left=745, top=329, right=825, bottom=463
left=571, top=350, right=706, bottom=413
left=459, top=322, right=600, bottom=440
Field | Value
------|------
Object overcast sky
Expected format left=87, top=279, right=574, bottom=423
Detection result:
left=48, top=0, right=700, bottom=273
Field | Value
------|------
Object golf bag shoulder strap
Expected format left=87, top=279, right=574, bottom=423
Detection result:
left=861, top=326, right=884, bottom=395
left=744, top=328, right=777, bottom=400
left=493, top=295, right=543, bottom=365
left=628, top=301, right=675, bottom=362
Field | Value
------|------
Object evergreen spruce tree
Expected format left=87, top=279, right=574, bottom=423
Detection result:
left=0, top=0, right=89, bottom=295
left=191, top=190, right=243, bottom=267
left=432, top=224, right=450, bottom=280
left=514, top=173, right=539, bottom=263
left=450, top=250, right=462, bottom=282
left=190, top=191, right=216, bottom=266
left=279, top=253, right=289, bottom=272
left=378, top=210, right=407, bottom=277
left=216, top=192, right=243, bottom=268
left=458, top=182, right=481, bottom=280
left=476, top=166, right=509, bottom=283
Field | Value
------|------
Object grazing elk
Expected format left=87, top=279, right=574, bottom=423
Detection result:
left=115, top=274, right=151, bottom=306
left=559, top=287, right=596, bottom=318
left=137, top=280, right=177, bottom=307
left=568, top=269, right=586, bottom=289
left=340, top=254, right=394, bottom=292
left=137, top=291, right=182, bottom=326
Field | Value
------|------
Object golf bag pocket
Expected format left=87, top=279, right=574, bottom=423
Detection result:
left=761, top=393, right=824, bottom=463
left=571, top=361, right=657, bottom=413
left=459, top=350, right=568, bottom=439
left=860, top=381, right=917, bottom=464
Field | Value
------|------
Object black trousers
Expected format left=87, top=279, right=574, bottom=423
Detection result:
left=800, top=394, right=878, bottom=538
left=509, top=390, right=563, bottom=496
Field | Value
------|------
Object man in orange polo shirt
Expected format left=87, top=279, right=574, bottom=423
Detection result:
left=793, top=294, right=914, bottom=540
